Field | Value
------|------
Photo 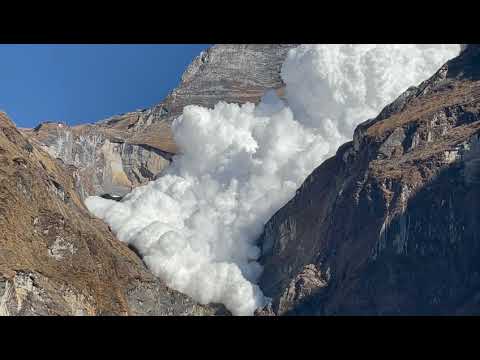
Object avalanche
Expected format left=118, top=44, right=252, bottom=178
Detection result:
left=85, top=44, right=460, bottom=315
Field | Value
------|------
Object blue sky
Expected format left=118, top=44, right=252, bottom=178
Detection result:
left=0, top=44, right=210, bottom=128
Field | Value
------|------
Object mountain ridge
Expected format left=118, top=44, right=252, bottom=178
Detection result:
left=21, top=44, right=297, bottom=198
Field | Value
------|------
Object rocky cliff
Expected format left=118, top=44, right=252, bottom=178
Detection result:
left=23, top=121, right=172, bottom=198
left=257, top=44, right=480, bottom=315
left=22, top=44, right=297, bottom=198
left=0, top=112, right=216, bottom=315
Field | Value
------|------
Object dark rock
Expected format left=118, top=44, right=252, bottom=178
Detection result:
left=258, top=44, right=480, bottom=315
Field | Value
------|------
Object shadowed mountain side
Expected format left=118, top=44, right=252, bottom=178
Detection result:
left=257, top=44, right=480, bottom=315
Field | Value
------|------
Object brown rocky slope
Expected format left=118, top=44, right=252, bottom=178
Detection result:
left=0, top=112, right=215, bottom=315
left=258, top=44, right=480, bottom=315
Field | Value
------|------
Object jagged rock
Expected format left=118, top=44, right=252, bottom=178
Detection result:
left=0, top=112, right=214, bottom=315
left=258, top=44, right=480, bottom=315
left=157, top=44, right=295, bottom=116
left=276, top=264, right=329, bottom=315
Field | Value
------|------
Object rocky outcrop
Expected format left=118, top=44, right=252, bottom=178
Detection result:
left=23, top=121, right=172, bottom=198
left=258, top=44, right=480, bottom=315
left=0, top=112, right=215, bottom=315
left=154, top=44, right=294, bottom=117
left=21, top=44, right=297, bottom=197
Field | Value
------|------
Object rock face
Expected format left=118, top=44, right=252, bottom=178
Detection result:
left=127, top=44, right=296, bottom=136
left=22, top=44, right=297, bottom=198
left=153, top=44, right=294, bottom=116
left=0, top=112, right=215, bottom=315
left=258, top=44, right=480, bottom=315
left=23, top=120, right=172, bottom=198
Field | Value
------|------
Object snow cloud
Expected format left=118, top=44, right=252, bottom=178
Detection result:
left=85, top=44, right=460, bottom=315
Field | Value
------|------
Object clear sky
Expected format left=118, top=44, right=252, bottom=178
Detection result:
left=0, top=44, right=210, bottom=128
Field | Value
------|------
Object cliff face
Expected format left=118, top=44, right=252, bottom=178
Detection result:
left=258, top=44, right=480, bottom=315
left=0, top=112, right=215, bottom=315
left=23, top=121, right=171, bottom=198
left=154, top=44, right=294, bottom=115
left=22, top=44, right=297, bottom=198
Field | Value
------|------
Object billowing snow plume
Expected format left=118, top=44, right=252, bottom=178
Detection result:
left=85, top=44, right=460, bottom=315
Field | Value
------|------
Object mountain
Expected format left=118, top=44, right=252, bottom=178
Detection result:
left=0, top=112, right=216, bottom=315
left=257, top=44, right=480, bottom=315
left=22, top=44, right=297, bottom=198
left=4, top=43, right=479, bottom=316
